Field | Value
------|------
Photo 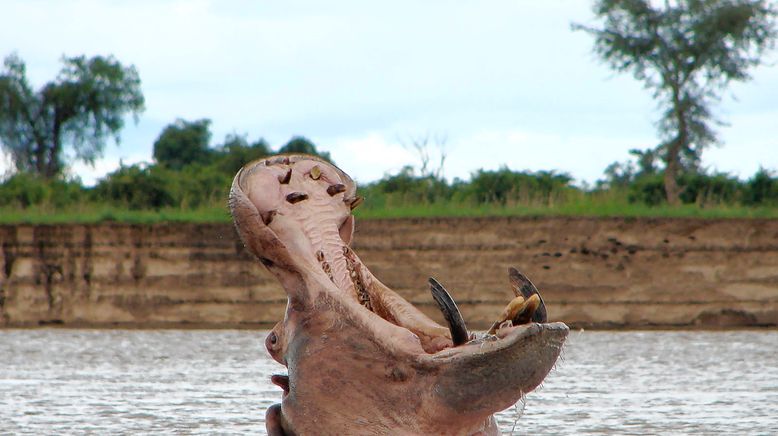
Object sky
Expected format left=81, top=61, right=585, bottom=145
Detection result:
left=1, top=0, right=777, bottom=186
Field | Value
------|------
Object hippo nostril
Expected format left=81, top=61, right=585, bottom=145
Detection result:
left=260, top=257, right=274, bottom=268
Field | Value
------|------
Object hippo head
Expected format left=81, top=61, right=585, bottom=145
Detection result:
left=230, top=154, right=568, bottom=435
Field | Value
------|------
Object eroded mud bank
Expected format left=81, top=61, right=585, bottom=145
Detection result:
left=1, top=217, right=776, bottom=328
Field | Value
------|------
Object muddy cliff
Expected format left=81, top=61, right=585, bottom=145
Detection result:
left=1, top=217, right=777, bottom=328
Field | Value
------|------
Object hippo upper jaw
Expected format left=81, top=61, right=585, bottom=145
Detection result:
left=230, top=154, right=568, bottom=435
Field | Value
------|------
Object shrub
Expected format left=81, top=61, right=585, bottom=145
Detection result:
left=92, top=164, right=174, bottom=209
left=0, top=173, right=85, bottom=208
left=467, top=167, right=573, bottom=205
left=742, top=168, right=778, bottom=206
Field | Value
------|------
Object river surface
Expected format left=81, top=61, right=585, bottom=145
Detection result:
left=1, top=329, right=776, bottom=435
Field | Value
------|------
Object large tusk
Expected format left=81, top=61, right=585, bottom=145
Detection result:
left=508, top=267, right=548, bottom=323
left=428, top=277, right=470, bottom=346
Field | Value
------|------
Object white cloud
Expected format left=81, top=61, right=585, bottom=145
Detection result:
left=1, top=0, right=776, bottom=187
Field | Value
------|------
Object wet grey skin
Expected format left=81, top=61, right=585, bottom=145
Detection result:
left=229, top=154, right=568, bottom=436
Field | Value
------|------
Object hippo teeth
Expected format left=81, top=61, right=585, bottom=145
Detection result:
left=508, top=267, right=548, bottom=323
left=487, top=294, right=542, bottom=335
left=428, top=277, right=470, bottom=346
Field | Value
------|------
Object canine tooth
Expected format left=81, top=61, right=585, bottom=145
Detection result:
left=327, top=183, right=346, bottom=196
left=286, top=192, right=309, bottom=204
left=310, top=165, right=321, bottom=180
left=508, top=267, right=548, bottom=323
left=428, top=277, right=469, bottom=346
left=316, top=250, right=325, bottom=262
left=279, top=169, right=292, bottom=184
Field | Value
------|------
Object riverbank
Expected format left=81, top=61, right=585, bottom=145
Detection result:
left=1, top=217, right=777, bottom=329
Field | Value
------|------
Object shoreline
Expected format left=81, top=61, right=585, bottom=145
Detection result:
left=2, top=218, right=777, bottom=329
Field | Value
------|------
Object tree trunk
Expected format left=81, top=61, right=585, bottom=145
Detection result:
left=663, top=140, right=682, bottom=206
left=44, top=113, right=63, bottom=179
left=665, top=85, right=687, bottom=206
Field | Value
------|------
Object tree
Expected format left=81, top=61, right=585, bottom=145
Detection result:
left=573, top=0, right=777, bottom=204
left=214, top=133, right=271, bottom=175
left=278, top=135, right=333, bottom=162
left=600, top=147, right=659, bottom=188
left=399, top=132, right=448, bottom=180
left=153, top=118, right=212, bottom=170
left=0, top=53, right=144, bottom=179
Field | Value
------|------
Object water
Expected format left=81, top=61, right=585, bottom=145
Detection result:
left=1, top=329, right=776, bottom=435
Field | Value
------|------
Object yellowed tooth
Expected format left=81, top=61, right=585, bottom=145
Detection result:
left=486, top=293, right=543, bottom=335
left=310, top=165, right=321, bottom=180
left=512, top=294, right=541, bottom=325
left=487, top=295, right=525, bottom=335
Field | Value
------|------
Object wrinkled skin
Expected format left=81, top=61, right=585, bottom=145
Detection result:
left=229, top=154, right=568, bottom=435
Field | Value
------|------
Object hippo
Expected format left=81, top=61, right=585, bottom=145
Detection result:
left=229, top=154, right=568, bottom=435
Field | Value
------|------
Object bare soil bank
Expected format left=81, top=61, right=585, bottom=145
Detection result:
left=1, top=217, right=777, bottom=329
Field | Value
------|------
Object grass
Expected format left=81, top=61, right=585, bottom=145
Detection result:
left=2, top=195, right=777, bottom=224
left=0, top=205, right=233, bottom=224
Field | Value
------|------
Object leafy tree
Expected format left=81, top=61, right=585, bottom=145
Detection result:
left=214, top=133, right=271, bottom=175
left=574, top=0, right=777, bottom=204
left=278, top=135, right=333, bottom=162
left=153, top=118, right=212, bottom=170
left=600, top=148, right=660, bottom=188
left=0, top=53, right=144, bottom=179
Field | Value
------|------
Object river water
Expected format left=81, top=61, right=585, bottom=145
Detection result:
left=1, top=329, right=776, bottom=435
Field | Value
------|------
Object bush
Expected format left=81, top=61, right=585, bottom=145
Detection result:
left=467, top=167, right=573, bottom=205
left=174, top=164, right=231, bottom=208
left=628, top=175, right=666, bottom=205
left=0, top=172, right=48, bottom=207
left=680, top=172, right=740, bottom=206
left=367, top=166, right=451, bottom=204
left=0, top=173, right=86, bottom=208
left=92, top=164, right=174, bottom=209
left=742, top=168, right=778, bottom=206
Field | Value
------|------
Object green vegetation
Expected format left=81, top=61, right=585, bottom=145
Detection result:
left=3, top=11, right=778, bottom=227
left=2, top=153, right=778, bottom=223
left=573, top=0, right=777, bottom=205
left=0, top=53, right=144, bottom=179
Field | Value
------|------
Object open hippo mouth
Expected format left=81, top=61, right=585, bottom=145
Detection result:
left=229, top=154, right=568, bottom=436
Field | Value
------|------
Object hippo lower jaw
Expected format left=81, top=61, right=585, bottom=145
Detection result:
left=230, top=154, right=568, bottom=435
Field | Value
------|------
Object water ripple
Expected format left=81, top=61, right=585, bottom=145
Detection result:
left=1, top=329, right=776, bottom=435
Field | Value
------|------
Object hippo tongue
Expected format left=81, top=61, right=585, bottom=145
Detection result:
left=271, top=374, right=290, bottom=395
